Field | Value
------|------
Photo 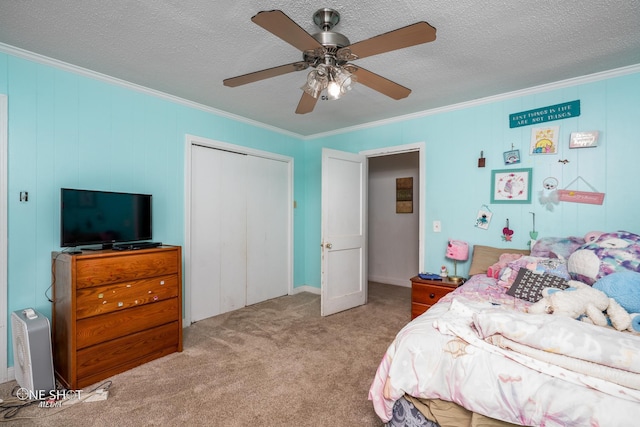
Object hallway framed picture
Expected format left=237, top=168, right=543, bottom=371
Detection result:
left=490, top=168, right=532, bottom=204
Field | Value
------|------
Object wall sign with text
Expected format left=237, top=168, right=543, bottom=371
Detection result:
left=509, top=100, right=580, bottom=128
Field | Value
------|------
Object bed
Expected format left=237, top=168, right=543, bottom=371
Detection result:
left=369, top=232, right=640, bottom=426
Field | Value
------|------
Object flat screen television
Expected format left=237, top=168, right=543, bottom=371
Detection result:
left=60, top=188, right=152, bottom=249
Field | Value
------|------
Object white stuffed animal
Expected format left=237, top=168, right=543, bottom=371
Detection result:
left=528, top=280, right=633, bottom=331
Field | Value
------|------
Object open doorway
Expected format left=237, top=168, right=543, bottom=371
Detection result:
left=320, top=142, right=424, bottom=315
left=368, top=151, right=420, bottom=288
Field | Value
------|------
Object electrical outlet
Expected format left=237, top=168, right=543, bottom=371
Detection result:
left=433, top=220, right=441, bottom=232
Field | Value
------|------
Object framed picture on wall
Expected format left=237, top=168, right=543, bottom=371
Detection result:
left=503, top=149, right=521, bottom=165
left=490, top=168, right=532, bottom=204
left=530, top=126, right=559, bottom=155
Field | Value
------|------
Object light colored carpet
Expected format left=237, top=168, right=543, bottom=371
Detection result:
left=0, top=282, right=410, bottom=426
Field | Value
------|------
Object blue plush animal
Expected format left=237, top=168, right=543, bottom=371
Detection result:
left=594, top=271, right=640, bottom=313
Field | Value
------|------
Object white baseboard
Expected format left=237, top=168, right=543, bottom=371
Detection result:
left=290, top=285, right=320, bottom=295
left=368, top=275, right=411, bottom=287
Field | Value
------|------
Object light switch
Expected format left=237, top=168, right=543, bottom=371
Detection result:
left=433, top=220, right=441, bottom=232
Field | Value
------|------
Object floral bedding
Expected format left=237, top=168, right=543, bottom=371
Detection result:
left=369, top=274, right=640, bottom=426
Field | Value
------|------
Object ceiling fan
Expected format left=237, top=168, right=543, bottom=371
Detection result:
left=223, top=8, right=436, bottom=114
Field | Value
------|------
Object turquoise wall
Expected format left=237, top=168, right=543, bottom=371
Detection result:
left=0, top=52, right=305, bottom=365
left=2, top=49, right=640, bottom=366
left=302, top=72, right=640, bottom=286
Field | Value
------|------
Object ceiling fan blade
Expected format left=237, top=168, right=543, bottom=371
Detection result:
left=223, top=62, right=308, bottom=87
left=343, top=21, right=436, bottom=60
left=350, top=66, right=411, bottom=100
left=295, top=92, right=318, bottom=114
left=252, top=10, right=324, bottom=52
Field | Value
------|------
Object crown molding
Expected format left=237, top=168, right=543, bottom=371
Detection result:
left=0, top=42, right=304, bottom=140
left=305, top=63, right=640, bottom=140
left=2, top=42, right=638, bottom=142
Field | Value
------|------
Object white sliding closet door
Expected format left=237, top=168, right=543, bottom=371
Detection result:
left=191, top=146, right=247, bottom=322
left=246, top=155, right=289, bottom=305
left=190, top=143, right=290, bottom=322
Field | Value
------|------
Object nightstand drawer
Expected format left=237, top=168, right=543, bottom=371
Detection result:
left=412, top=283, right=453, bottom=305
left=410, top=276, right=458, bottom=319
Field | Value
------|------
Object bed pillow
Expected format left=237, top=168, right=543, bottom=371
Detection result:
left=506, top=268, right=569, bottom=302
left=498, top=256, right=570, bottom=288
left=530, top=236, right=585, bottom=259
left=568, top=230, right=640, bottom=284
left=468, top=245, right=530, bottom=276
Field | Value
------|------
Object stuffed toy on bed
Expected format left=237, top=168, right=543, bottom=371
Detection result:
left=487, top=253, right=523, bottom=279
left=528, top=280, right=638, bottom=331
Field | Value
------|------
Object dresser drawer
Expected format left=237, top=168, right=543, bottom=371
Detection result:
left=76, top=274, right=178, bottom=319
left=412, top=283, right=454, bottom=305
left=75, top=250, right=179, bottom=288
left=76, top=298, right=179, bottom=349
left=76, top=321, right=179, bottom=379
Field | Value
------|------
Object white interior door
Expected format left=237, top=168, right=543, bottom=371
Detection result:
left=246, top=155, right=289, bottom=305
left=321, top=148, right=367, bottom=316
left=190, top=145, right=247, bottom=321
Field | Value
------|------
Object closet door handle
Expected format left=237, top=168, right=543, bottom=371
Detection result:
left=325, top=243, right=333, bottom=249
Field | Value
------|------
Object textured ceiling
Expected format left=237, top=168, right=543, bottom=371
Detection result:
left=1, top=1, right=639, bottom=137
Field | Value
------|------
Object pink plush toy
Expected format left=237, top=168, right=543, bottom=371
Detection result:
left=487, top=253, right=524, bottom=279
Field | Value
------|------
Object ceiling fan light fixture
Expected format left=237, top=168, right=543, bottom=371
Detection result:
left=301, top=67, right=329, bottom=98
left=303, top=64, right=356, bottom=100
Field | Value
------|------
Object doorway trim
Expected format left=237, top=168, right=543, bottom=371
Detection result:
left=183, top=134, right=294, bottom=325
left=1, top=95, right=7, bottom=382
left=360, top=142, right=425, bottom=274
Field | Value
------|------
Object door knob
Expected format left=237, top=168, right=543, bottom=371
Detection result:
left=325, top=243, right=333, bottom=249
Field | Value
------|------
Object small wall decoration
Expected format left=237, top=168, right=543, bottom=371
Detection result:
left=396, top=177, right=413, bottom=213
left=557, top=176, right=605, bottom=205
left=529, top=212, right=538, bottom=240
left=502, top=218, right=514, bottom=242
left=539, top=177, right=560, bottom=211
left=478, top=151, right=486, bottom=168
left=503, top=149, right=521, bottom=165
left=490, top=168, right=533, bottom=204
left=530, top=126, right=559, bottom=154
left=475, top=205, right=493, bottom=230
left=569, top=131, right=599, bottom=149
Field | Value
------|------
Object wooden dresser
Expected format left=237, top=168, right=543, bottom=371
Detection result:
left=52, top=246, right=183, bottom=389
left=411, top=276, right=459, bottom=319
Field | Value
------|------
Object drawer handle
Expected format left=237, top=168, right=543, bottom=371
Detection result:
left=160, top=280, right=165, bottom=285
left=118, top=302, right=124, bottom=307
left=429, top=293, right=436, bottom=299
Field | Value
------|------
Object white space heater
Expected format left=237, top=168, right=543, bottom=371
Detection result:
left=11, top=308, right=55, bottom=396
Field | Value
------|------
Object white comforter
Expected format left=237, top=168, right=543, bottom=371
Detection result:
left=369, top=276, right=640, bottom=426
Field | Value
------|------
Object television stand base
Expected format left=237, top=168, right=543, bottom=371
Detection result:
left=82, top=243, right=114, bottom=251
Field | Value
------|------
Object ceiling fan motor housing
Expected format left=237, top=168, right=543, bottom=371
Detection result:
left=307, top=9, right=352, bottom=67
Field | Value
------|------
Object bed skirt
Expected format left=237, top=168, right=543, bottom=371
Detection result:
left=388, top=395, right=521, bottom=427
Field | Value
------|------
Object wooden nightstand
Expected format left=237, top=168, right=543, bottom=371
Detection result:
left=411, top=276, right=460, bottom=319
